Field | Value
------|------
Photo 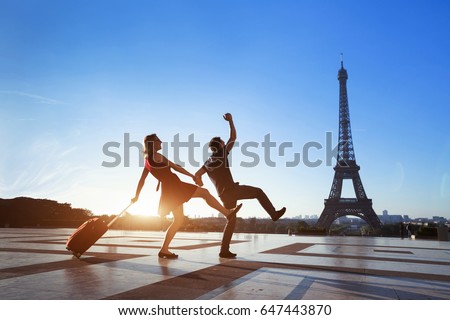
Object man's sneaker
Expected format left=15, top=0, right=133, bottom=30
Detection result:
left=219, top=251, right=237, bottom=258
left=271, top=207, right=286, bottom=222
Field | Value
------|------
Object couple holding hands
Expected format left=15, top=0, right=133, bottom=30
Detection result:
left=131, top=113, right=286, bottom=259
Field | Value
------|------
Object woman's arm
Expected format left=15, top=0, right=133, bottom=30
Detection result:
left=168, top=159, right=195, bottom=178
left=194, top=166, right=206, bottom=186
left=131, top=167, right=149, bottom=202
left=156, top=152, right=198, bottom=184
left=163, top=154, right=201, bottom=185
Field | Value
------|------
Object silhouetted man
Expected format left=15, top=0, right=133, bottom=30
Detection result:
left=195, top=113, right=286, bottom=258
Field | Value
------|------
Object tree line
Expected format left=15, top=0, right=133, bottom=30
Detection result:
left=0, top=197, right=93, bottom=228
left=2, top=197, right=443, bottom=239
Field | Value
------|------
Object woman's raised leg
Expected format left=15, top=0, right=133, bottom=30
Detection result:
left=191, top=187, right=242, bottom=218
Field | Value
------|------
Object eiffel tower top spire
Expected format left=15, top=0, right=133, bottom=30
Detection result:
left=337, top=54, right=355, bottom=166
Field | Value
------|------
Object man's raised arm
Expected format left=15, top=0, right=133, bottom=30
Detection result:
left=224, top=113, right=236, bottom=153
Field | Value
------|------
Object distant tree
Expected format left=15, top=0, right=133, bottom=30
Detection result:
left=248, top=217, right=257, bottom=232
left=0, top=197, right=96, bottom=228
left=265, top=221, right=275, bottom=233
left=297, top=220, right=309, bottom=231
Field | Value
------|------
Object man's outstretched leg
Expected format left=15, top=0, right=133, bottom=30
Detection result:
left=228, top=185, right=286, bottom=221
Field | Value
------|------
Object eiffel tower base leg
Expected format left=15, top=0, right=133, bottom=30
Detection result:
left=317, top=200, right=382, bottom=234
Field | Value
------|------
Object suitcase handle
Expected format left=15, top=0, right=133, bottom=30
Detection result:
left=107, top=202, right=133, bottom=228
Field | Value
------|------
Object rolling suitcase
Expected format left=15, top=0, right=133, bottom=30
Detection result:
left=66, top=203, right=132, bottom=258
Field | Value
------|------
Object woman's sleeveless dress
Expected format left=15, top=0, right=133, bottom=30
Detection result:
left=145, top=158, right=197, bottom=215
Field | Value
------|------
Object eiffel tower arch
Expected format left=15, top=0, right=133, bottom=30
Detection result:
left=317, top=57, right=382, bottom=233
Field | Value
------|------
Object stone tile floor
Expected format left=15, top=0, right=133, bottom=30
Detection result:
left=0, top=228, right=449, bottom=300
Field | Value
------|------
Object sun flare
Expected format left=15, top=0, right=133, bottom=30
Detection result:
left=127, top=198, right=159, bottom=217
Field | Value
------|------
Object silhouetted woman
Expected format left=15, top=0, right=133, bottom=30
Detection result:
left=132, top=134, right=241, bottom=259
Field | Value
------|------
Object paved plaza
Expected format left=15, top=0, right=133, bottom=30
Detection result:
left=0, top=227, right=449, bottom=300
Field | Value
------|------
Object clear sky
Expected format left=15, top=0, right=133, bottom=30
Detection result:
left=1, top=0, right=449, bottom=219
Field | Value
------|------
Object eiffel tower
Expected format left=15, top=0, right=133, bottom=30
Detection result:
left=317, top=57, right=382, bottom=233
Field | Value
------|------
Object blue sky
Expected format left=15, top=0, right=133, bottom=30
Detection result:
left=1, top=0, right=449, bottom=219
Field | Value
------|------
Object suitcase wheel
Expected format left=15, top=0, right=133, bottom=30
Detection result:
left=67, top=247, right=82, bottom=259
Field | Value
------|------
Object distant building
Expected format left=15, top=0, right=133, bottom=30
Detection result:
left=379, top=210, right=404, bottom=224
left=432, top=216, right=447, bottom=224
left=382, top=215, right=403, bottom=224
